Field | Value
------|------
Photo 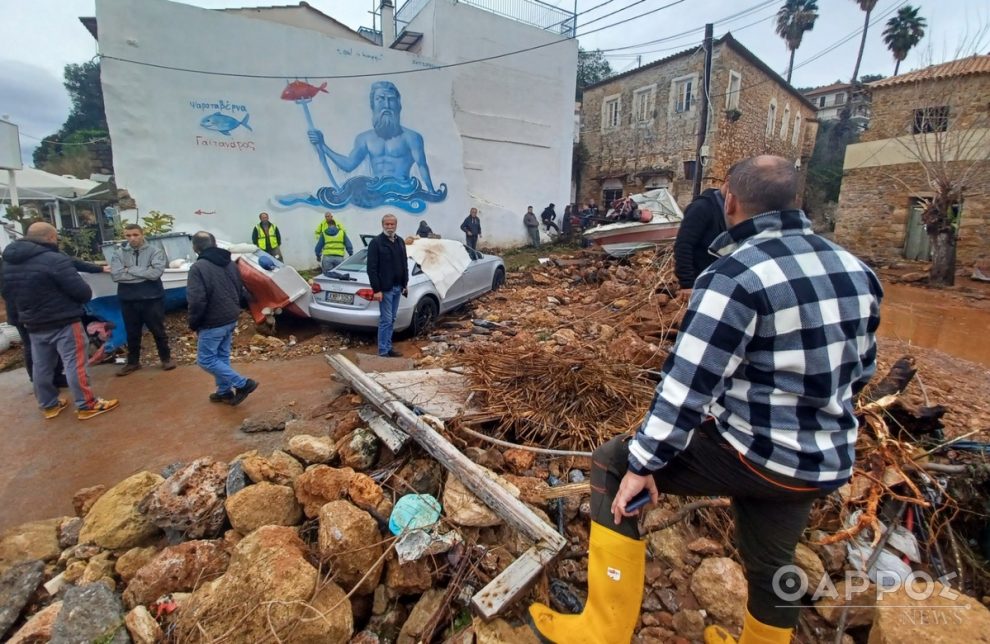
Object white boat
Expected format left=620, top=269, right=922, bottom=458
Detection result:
left=583, top=188, right=684, bottom=258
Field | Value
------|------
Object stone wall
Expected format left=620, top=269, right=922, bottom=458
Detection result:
left=835, top=161, right=990, bottom=265
left=578, top=40, right=817, bottom=211
left=862, top=75, right=990, bottom=141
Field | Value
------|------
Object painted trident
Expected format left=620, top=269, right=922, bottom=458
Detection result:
left=281, top=80, right=339, bottom=190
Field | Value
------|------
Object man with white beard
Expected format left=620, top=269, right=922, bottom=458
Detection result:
left=307, top=81, right=438, bottom=192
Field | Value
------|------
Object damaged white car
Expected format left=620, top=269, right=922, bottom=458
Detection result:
left=309, top=237, right=505, bottom=335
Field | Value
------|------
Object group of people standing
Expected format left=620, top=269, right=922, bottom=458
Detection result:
left=1, top=221, right=259, bottom=421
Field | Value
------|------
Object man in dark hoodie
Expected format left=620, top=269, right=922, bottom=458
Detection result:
left=1, top=222, right=119, bottom=420
left=110, top=224, right=175, bottom=376
left=186, top=231, right=258, bottom=405
left=673, top=171, right=732, bottom=293
left=367, top=214, right=408, bottom=357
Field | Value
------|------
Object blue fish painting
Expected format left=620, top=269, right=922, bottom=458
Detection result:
left=200, top=112, right=252, bottom=136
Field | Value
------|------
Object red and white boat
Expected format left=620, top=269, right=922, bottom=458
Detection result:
left=232, top=246, right=312, bottom=325
left=583, top=188, right=684, bottom=258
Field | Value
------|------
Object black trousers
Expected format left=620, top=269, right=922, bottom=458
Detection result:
left=591, top=421, right=834, bottom=628
left=465, top=234, right=478, bottom=250
left=120, top=298, right=170, bottom=365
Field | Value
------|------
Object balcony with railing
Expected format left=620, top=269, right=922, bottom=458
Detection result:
left=395, top=0, right=575, bottom=38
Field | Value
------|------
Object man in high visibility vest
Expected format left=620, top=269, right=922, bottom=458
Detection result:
left=251, top=212, right=282, bottom=260
left=315, top=211, right=354, bottom=276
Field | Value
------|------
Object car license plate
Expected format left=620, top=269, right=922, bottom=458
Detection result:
left=325, top=291, right=354, bottom=305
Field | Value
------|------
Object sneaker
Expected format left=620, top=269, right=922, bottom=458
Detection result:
left=43, top=398, right=69, bottom=419
left=209, top=391, right=234, bottom=403
left=161, top=360, right=177, bottom=371
left=227, top=379, right=259, bottom=406
left=77, top=398, right=120, bottom=420
left=116, top=363, right=141, bottom=377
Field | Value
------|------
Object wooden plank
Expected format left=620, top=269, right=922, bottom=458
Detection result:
left=326, top=354, right=567, bottom=617
left=358, top=406, right=409, bottom=453
left=471, top=543, right=558, bottom=620
left=369, top=368, right=473, bottom=420
left=536, top=481, right=591, bottom=501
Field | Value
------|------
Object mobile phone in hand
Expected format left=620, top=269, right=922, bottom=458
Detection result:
left=625, top=488, right=652, bottom=513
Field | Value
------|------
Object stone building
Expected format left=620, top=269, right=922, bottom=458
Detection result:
left=578, top=33, right=817, bottom=211
left=835, top=55, right=990, bottom=266
left=803, top=82, right=870, bottom=126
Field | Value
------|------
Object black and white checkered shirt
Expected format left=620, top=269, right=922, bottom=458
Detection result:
left=629, top=210, right=883, bottom=484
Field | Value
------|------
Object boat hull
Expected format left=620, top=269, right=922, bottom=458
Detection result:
left=235, top=251, right=312, bottom=324
left=584, top=221, right=680, bottom=258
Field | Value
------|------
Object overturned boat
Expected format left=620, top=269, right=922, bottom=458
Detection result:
left=583, top=188, right=684, bottom=258
left=81, top=233, right=310, bottom=361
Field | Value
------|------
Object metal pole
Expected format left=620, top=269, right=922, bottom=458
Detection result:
left=692, top=23, right=713, bottom=199
left=6, top=169, right=17, bottom=207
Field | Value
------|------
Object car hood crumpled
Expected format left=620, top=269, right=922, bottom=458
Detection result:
left=405, top=238, right=472, bottom=298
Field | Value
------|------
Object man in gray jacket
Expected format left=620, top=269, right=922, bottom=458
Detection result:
left=187, top=231, right=258, bottom=405
left=110, top=224, right=174, bottom=375
left=523, top=206, right=540, bottom=247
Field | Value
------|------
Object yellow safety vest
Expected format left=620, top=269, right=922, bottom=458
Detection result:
left=254, top=223, right=279, bottom=250
left=315, top=220, right=346, bottom=238
left=320, top=226, right=347, bottom=257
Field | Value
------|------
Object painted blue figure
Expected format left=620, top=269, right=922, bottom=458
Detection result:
left=277, top=81, right=447, bottom=213
left=309, top=81, right=436, bottom=192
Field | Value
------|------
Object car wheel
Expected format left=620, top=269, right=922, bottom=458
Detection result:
left=411, top=297, right=439, bottom=336
left=492, top=267, right=506, bottom=291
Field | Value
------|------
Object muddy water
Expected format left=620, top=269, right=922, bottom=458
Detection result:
left=878, top=284, right=990, bottom=368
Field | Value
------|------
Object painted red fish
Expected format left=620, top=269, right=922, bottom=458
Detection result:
left=281, top=80, right=328, bottom=101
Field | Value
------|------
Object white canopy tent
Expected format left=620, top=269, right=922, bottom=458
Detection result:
left=0, top=167, right=105, bottom=231
left=0, top=166, right=99, bottom=201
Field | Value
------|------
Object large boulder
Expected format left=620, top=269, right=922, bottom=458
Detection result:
left=50, top=583, right=129, bottom=644
left=78, top=471, right=164, bottom=549
left=868, top=581, right=990, bottom=643
left=689, top=557, right=747, bottom=630
left=6, top=601, right=62, bottom=644
left=224, top=482, right=303, bottom=534
left=318, top=501, right=384, bottom=595
left=337, top=428, right=380, bottom=470
left=176, top=525, right=353, bottom=643
left=139, top=458, right=228, bottom=539
left=0, top=560, right=45, bottom=639
left=815, top=580, right=877, bottom=627
left=442, top=471, right=519, bottom=528
left=294, top=465, right=356, bottom=518
left=0, top=518, right=64, bottom=573
left=397, top=589, right=445, bottom=644
left=124, top=606, right=162, bottom=644
left=123, top=540, right=229, bottom=608
left=72, top=485, right=107, bottom=517
left=287, top=434, right=336, bottom=465
left=241, top=450, right=304, bottom=486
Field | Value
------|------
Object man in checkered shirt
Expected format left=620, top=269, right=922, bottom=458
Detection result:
left=529, top=156, right=883, bottom=644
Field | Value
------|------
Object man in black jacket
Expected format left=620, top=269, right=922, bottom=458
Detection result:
left=366, top=214, right=408, bottom=357
left=187, top=231, right=257, bottom=405
left=460, top=208, right=481, bottom=250
left=1, top=222, right=119, bottom=420
left=110, top=224, right=175, bottom=375
left=673, top=176, right=730, bottom=292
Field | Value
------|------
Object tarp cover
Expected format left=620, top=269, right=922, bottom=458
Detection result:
left=405, top=237, right=471, bottom=298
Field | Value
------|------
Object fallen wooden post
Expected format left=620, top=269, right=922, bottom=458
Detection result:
left=327, top=353, right=568, bottom=619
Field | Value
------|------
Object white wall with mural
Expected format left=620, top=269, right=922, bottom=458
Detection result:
left=96, top=0, right=577, bottom=268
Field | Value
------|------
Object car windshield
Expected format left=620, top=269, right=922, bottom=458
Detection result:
left=336, top=249, right=369, bottom=271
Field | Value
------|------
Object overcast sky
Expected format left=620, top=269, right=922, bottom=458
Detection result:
left=2, top=0, right=987, bottom=166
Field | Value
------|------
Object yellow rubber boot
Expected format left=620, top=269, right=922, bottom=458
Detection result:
left=703, top=610, right=793, bottom=644
left=528, top=522, right=645, bottom=644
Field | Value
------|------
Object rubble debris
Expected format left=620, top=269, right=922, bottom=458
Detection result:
left=0, top=518, right=63, bottom=572
left=0, top=560, right=45, bottom=638
left=238, top=407, right=296, bottom=433
left=50, top=582, right=129, bottom=644
left=78, top=471, right=164, bottom=550
left=139, top=457, right=228, bottom=539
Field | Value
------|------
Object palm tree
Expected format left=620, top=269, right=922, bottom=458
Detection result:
left=882, top=5, right=927, bottom=76
left=850, top=0, right=879, bottom=83
left=776, top=0, right=820, bottom=83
